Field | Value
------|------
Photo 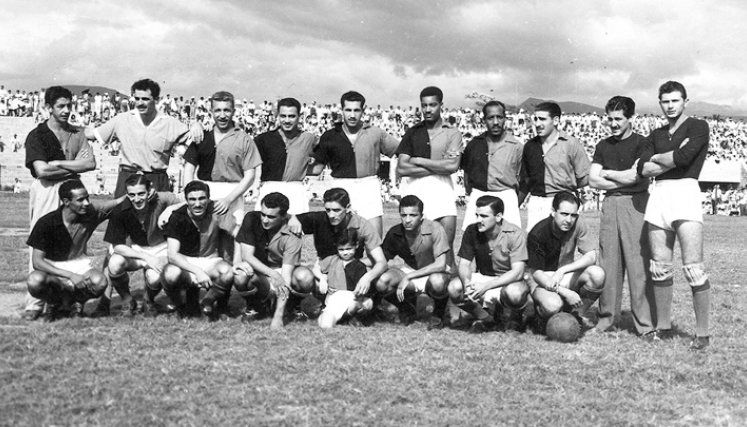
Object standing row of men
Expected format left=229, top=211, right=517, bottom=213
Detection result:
left=21, top=79, right=712, bottom=349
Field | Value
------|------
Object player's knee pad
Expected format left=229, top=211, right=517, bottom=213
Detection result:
left=683, top=263, right=710, bottom=291
left=650, top=260, right=674, bottom=283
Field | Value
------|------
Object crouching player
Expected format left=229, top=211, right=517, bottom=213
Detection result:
left=290, top=188, right=388, bottom=327
left=526, top=191, right=605, bottom=330
left=377, top=195, right=451, bottom=328
left=162, top=181, right=233, bottom=319
left=103, top=175, right=184, bottom=316
left=233, top=192, right=315, bottom=329
left=26, top=179, right=121, bottom=320
left=448, top=196, right=530, bottom=333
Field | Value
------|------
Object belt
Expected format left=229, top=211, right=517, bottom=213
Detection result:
left=119, top=165, right=167, bottom=175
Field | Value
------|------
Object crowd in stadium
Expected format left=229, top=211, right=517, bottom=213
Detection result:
left=2, top=83, right=747, bottom=216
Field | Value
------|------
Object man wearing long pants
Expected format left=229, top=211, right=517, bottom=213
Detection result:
left=589, top=96, right=654, bottom=335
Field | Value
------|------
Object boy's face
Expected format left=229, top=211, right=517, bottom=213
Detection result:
left=337, top=243, right=357, bottom=262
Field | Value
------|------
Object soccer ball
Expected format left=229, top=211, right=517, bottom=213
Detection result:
left=546, top=312, right=581, bottom=343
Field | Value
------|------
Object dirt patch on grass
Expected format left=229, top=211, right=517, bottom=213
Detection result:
left=0, top=281, right=26, bottom=318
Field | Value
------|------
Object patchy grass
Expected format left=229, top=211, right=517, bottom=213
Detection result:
left=0, top=191, right=745, bottom=426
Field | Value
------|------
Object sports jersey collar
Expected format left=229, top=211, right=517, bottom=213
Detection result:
left=475, top=131, right=520, bottom=145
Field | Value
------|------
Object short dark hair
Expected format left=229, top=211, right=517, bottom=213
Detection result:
left=124, top=174, right=152, bottom=191
left=44, top=86, right=73, bottom=107
left=420, top=86, right=443, bottom=103
left=605, top=96, right=636, bottom=118
left=340, top=91, right=365, bottom=109
left=475, top=195, right=504, bottom=215
left=399, top=195, right=424, bottom=214
left=59, top=179, right=86, bottom=201
left=184, top=180, right=210, bottom=198
left=658, top=80, right=687, bottom=100
left=552, top=191, right=580, bottom=210
left=210, top=91, right=235, bottom=109
left=323, top=187, right=350, bottom=208
left=535, top=102, right=561, bottom=119
left=261, top=192, right=290, bottom=216
left=131, top=79, right=160, bottom=99
left=277, top=97, right=301, bottom=115
left=482, top=100, right=506, bottom=117
left=335, top=228, right=359, bottom=249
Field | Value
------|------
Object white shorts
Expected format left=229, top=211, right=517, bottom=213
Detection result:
left=322, top=289, right=357, bottom=323
left=49, top=257, right=96, bottom=276
left=525, top=195, right=554, bottom=232
left=183, top=256, right=225, bottom=283
left=528, top=270, right=581, bottom=292
left=645, top=178, right=703, bottom=231
left=462, top=188, right=521, bottom=231
left=125, top=243, right=168, bottom=270
left=400, top=266, right=429, bottom=293
left=400, top=174, right=457, bottom=220
left=331, top=176, right=384, bottom=219
left=207, top=181, right=245, bottom=232
left=255, top=181, right=309, bottom=215
left=469, top=272, right=503, bottom=306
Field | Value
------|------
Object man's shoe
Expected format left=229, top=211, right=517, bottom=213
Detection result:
left=41, top=305, right=59, bottom=323
left=70, top=302, right=85, bottom=318
left=89, top=300, right=110, bottom=318
left=398, top=310, right=416, bottom=326
left=427, top=316, right=446, bottom=331
left=468, top=319, right=493, bottom=334
left=21, top=310, right=42, bottom=321
left=449, top=315, right=473, bottom=331
left=141, top=300, right=159, bottom=318
left=689, top=336, right=710, bottom=351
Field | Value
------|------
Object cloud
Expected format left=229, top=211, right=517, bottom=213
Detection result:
left=1, top=0, right=746, bottom=111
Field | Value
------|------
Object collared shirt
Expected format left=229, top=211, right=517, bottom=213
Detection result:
left=313, top=123, right=399, bottom=178
left=461, top=131, right=522, bottom=192
left=95, top=110, right=189, bottom=172
left=254, top=129, right=317, bottom=182
left=592, top=133, right=648, bottom=195
left=163, top=204, right=221, bottom=257
left=636, top=117, right=709, bottom=181
left=183, top=127, right=262, bottom=182
left=527, top=216, right=595, bottom=271
left=458, top=220, right=527, bottom=276
left=395, top=120, right=462, bottom=163
left=520, top=131, right=590, bottom=196
left=27, top=203, right=114, bottom=262
left=25, top=121, right=91, bottom=179
left=319, top=256, right=367, bottom=293
left=235, top=211, right=301, bottom=269
left=382, top=219, right=450, bottom=270
left=297, top=211, right=381, bottom=261
left=104, top=192, right=182, bottom=247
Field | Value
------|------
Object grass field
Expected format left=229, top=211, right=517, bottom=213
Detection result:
left=0, top=192, right=745, bottom=426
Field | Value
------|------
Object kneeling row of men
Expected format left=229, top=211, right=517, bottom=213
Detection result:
left=27, top=176, right=604, bottom=332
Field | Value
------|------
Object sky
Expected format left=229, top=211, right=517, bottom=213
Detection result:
left=1, top=0, right=745, bottom=112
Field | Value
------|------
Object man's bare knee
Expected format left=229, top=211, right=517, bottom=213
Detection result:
left=426, top=273, right=449, bottom=298
left=27, top=271, right=48, bottom=298
left=501, top=281, right=529, bottom=308
left=161, top=264, right=183, bottom=289
left=107, top=254, right=128, bottom=276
